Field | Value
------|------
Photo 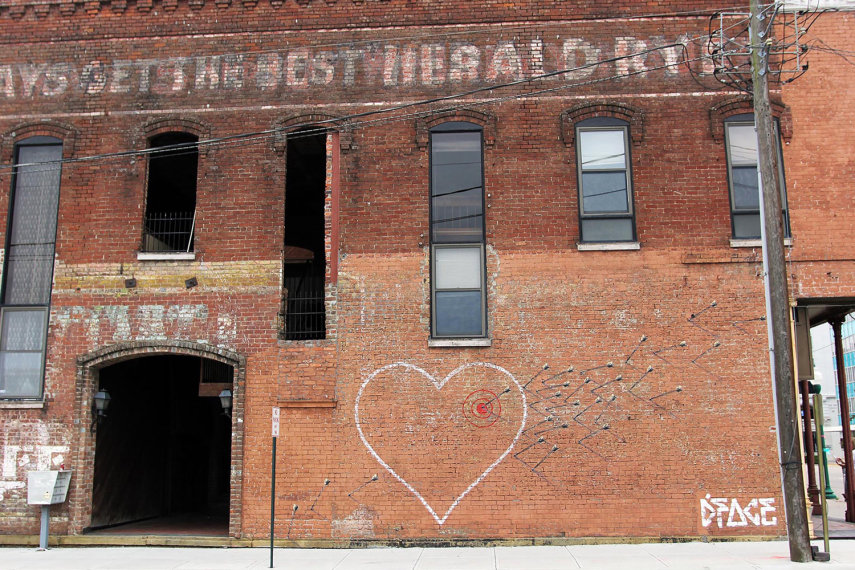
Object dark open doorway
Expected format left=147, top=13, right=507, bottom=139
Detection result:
left=89, top=355, right=232, bottom=536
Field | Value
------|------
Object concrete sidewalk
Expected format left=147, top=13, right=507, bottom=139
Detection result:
left=1, top=541, right=854, bottom=570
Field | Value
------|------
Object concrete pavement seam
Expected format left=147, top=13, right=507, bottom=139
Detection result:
left=329, top=549, right=352, bottom=570
left=710, top=542, right=762, bottom=569
left=410, top=547, right=424, bottom=570
left=637, top=544, right=670, bottom=568
left=562, top=545, right=582, bottom=569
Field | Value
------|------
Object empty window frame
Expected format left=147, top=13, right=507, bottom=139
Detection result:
left=430, top=122, right=487, bottom=338
left=576, top=117, right=636, bottom=243
left=143, top=132, right=199, bottom=253
left=0, top=136, right=62, bottom=399
left=724, top=114, right=790, bottom=239
left=281, top=128, right=327, bottom=340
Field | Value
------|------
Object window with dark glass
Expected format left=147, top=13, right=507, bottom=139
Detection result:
left=724, top=114, right=790, bottom=239
left=0, top=136, right=62, bottom=399
left=430, top=122, right=486, bottom=338
left=576, top=117, right=635, bottom=243
left=142, top=132, right=198, bottom=253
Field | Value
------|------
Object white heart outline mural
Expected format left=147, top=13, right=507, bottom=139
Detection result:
left=354, top=362, right=528, bottom=525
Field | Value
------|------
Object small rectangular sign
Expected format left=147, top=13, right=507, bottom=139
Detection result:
left=272, top=407, right=280, bottom=438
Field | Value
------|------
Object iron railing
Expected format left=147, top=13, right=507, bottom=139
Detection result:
left=281, top=275, right=326, bottom=340
left=143, top=212, right=195, bottom=253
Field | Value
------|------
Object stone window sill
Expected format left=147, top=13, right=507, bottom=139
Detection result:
left=730, top=238, right=793, bottom=248
left=0, top=400, right=45, bottom=409
left=577, top=242, right=640, bottom=251
left=428, top=338, right=492, bottom=348
left=137, top=252, right=196, bottom=261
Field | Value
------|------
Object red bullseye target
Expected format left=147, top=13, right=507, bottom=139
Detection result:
left=463, top=390, right=501, bottom=428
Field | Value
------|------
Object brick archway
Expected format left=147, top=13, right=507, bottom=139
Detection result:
left=69, top=341, right=246, bottom=538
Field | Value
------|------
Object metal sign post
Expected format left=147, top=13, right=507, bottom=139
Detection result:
left=813, top=392, right=831, bottom=560
left=270, top=407, right=280, bottom=568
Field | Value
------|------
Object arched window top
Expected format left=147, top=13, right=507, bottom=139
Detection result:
left=2, top=121, right=76, bottom=162
left=561, top=101, right=644, bottom=147
left=724, top=113, right=755, bottom=123
left=273, top=113, right=353, bottom=154
left=710, top=97, right=792, bottom=143
left=430, top=121, right=483, bottom=132
left=16, top=136, right=63, bottom=147
left=576, top=117, right=629, bottom=128
left=148, top=131, right=198, bottom=147
left=417, top=110, right=496, bottom=149
left=141, top=117, right=210, bottom=141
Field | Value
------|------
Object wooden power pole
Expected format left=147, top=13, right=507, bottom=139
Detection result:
left=748, top=0, right=812, bottom=562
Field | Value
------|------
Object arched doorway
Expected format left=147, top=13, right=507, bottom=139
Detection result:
left=89, top=355, right=232, bottom=535
left=71, top=342, right=245, bottom=538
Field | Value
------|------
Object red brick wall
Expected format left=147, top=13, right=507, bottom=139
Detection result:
left=3, top=4, right=838, bottom=541
left=782, top=12, right=855, bottom=301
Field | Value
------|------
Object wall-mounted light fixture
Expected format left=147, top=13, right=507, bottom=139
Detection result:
left=219, top=389, right=232, bottom=418
left=90, top=389, right=112, bottom=433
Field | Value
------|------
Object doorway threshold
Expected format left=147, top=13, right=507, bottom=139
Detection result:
left=88, top=513, right=228, bottom=538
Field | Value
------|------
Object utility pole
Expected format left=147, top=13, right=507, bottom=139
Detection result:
left=748, top=0, right=811, bottom=562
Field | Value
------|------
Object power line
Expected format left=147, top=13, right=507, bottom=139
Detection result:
left=0, top=42, right=714, bottom=177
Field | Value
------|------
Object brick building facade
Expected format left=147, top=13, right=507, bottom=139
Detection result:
left=0, top=0, right=849, bottom=543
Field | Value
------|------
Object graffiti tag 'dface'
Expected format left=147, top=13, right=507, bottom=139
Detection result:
left=355, top=362, right=526, bottom=525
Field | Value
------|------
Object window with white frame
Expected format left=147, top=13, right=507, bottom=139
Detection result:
left=429, top=122, right=486, bottom=338
left=724, top=114, right=790, bottom=239
left=0, top=136, right=62, bottom=399
left=576, top=117, right=636, bottom=243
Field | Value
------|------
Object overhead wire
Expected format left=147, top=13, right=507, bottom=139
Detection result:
left=0, top=51, right=717, bottom=183
left=4, top=4, right=840, bottom=177
left=0, top=41, right=719, bottom=177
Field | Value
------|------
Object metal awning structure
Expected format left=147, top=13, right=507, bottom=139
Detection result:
left=797, top=297, right=855, bottom=523
left=798, top=297, right=855, bottom=327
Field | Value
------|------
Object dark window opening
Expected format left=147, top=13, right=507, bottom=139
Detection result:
left=143, top=133, right=198, bottom=253
left=281, top=129, right=327, bottom=340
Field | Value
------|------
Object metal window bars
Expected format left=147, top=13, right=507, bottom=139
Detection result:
left=142, top=211, right=196, bottom=253
left=281, top=274, right=326, bottom=340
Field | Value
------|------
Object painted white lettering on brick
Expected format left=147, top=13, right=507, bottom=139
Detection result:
left=700, top=495, right=778, bottom=528
left=562, top=38, right=601, bottom=79
left=0, top=35, right=703, bottom=99
left=420, top=44, right=447, bottom=85
left=0, top=65, right=14, bottom=98
left=310, top=52, right=336, bottom=86
left=487, top=42, right=523, bottom=81
left=286, top=50, right=310, bottom=88
left=449, top=45, right=480, bottom=82
left=195, top=56, right=221, bottom=90
left=256, top=53, right=282, bottom=90
left=42, top=63, right=71, bottom=96
left=18, top=64, right=47, bottom=97
left=615, top=37, right=649, bottom=76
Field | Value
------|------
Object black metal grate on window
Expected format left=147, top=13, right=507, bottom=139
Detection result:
left=281, top=275, right=326, bottom=340
left=201, top=358, right=234, bottom=384
left=143, top=211, right=195, bottom=253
